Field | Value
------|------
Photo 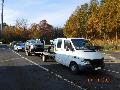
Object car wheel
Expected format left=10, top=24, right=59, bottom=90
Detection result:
left=26, top=51, right=31, bottom=56
left=42, top=55, right=46, bottom=62
left=13, top=47, right=16, bottom=51
left=17, top=48, right=19, bottom=52
left=70, top=62, right=79, bottom=74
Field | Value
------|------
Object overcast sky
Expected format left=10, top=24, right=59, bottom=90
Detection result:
left=2, top=0, right=90, bottom=27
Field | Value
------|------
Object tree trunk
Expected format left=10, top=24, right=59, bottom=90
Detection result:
left=116, top=30, right=118, bottom=44
left=115, top=30, right=118, bottom=50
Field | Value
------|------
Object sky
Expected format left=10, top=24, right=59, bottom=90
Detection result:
left=2, top=0, right=90, bottom=27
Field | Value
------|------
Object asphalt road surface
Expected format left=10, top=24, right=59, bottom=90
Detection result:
left=0, top=44, right=120, bottom=90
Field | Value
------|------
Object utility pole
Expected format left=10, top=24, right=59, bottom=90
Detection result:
left=1, top=0, right=4, bottom=38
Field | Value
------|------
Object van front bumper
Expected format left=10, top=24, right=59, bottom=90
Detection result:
left=78, top=59, right=105, bottom=71
left=78, top=64, right=105, bottom=71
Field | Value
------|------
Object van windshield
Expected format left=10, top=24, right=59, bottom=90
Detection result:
left=71, top=39, right=93, bottom=50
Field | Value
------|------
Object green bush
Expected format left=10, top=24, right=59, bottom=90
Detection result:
left=92, top=39, right=120, bottom=51
left=102, top=45, right=114, bottom=51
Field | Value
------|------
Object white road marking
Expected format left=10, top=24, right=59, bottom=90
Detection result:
left=11, top=48, right=120, bottom=89
left=110, top=65, right=112, bottom=66
left=50, top=71, right=54, bottom=74
left=112, top=71, right=115, bottom=73
left=11, top=49, right=86, bottom=90
left=11, top=48, right=120, bottom=78
left=107, top=70, right=111, bottom=72
left=104, top=68, right=120, bottom=75
left=103, top=52, right=120, bottom=75
left=103, top=69, right=106, bottom=70
left=116, top=72, right=120, bottom=74
left=0, top=58, right=21, bottom=63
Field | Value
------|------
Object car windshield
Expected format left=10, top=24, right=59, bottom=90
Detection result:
left=30, top=40, right=41, bottom=44
left=36, top=40, right=41, bottom=43
left=17, top=43, right=24, bottom=46
left=30, top=40, right=36, bottom=44
left=71, top=39, right=93, bottom=50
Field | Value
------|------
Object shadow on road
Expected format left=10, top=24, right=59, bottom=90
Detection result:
left=0, top=65, right=79, bottom=90
left=41, top=64, right=120, bottom=90
left=0, top=64, right=119, bottom=90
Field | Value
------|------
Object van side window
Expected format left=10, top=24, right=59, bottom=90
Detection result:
left=64, top=40, right=72, bottom=51
left=57, top=39, right=62, bottom=48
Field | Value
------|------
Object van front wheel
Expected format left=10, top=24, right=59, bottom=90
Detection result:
left=70, top=62, right=79, bottom=74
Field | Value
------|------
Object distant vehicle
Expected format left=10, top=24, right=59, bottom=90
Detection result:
left=13, top=43, right=25, bottom=51
left=11, top=41, right=18, bottom=47
left=25, top=39, right=44, bottom=56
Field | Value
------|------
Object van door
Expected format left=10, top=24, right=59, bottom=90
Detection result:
left=55, top=39, right=63, bottom=64
left=62, top=40, right=74, bottom=66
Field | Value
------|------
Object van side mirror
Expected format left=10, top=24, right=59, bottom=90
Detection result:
left=66, top=47, right=69, bottom=51
left=71, top=48, right=74, bottom=51
left=66, top=48, right=74, bottom=51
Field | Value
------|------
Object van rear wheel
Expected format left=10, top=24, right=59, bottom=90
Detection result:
left=70, top=62, right=79, bottom=74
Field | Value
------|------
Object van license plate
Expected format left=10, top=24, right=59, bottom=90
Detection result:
left=95, top=67, right=101, bottom=70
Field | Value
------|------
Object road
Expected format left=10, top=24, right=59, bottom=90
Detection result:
left=0, top=44, right=120, bottom=90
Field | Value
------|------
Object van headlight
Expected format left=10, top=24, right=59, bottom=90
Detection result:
left=81, top=60, right=90, bottom=64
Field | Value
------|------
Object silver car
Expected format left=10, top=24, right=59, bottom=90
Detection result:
left=14, top=43, right=25, bottom=51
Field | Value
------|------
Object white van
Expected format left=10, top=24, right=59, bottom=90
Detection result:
left=54, top=38, right=104, bottom=73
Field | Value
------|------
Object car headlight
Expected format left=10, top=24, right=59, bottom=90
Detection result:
left=30, top=45, right=35, bottom=49
left=85, top=61, right=90, bottom=64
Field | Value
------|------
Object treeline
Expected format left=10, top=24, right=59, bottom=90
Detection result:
left=1, top=0, right=120, bottom=47
left=64, top=0, right=120, bottom=42
left=1, top=19, right=63, bottom=44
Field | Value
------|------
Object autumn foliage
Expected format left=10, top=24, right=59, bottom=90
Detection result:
left=64, top=0, right=120, bottom=40
left=63, top=0, right=120, bottom=50
left=1, top=19, right=63, bottom=44
left=1, top=0, right=120, bottom=50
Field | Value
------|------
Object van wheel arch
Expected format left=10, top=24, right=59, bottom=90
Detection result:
left=69, top=61, right=79, bottom=74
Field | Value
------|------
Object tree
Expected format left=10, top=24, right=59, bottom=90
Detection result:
left=15, top=18, right=28, bottom=41
left=29, top=23, right=40, bottom=39
left=64, top=3, right=89, bottom=38
left=64, top=14, right=78, bottom=37
left=53, top=27, right=64, bottom=38
left=76, top=3, right=89, bottom=38
left=38, top=20, right=54, bottom=44
left=96, top=0, right=120, bottom=41
left=3, top=25, right=15, bottom=43
left=87, top=0, right=99, bottom=39
left=16, top=18, right=28, bottom=30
